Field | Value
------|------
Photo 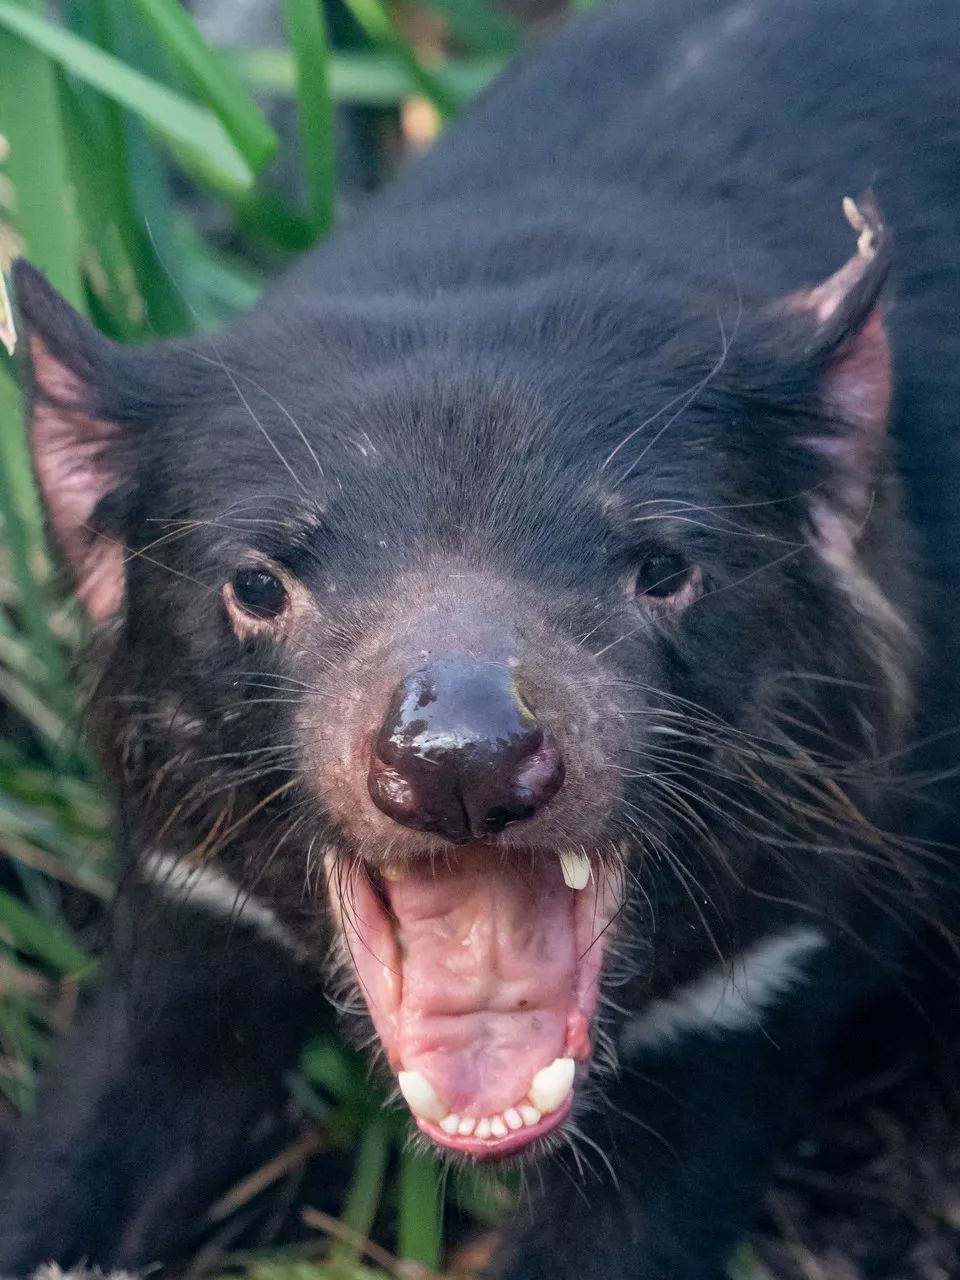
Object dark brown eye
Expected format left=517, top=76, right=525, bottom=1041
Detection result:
left=634, top=552, right=694, bottom=599
left=231, top=569, right=288, bottom=619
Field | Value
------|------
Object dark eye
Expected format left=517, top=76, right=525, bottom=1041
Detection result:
left=231, top=568, right=288, bottom=619
left=634, top=552, right=694, bottom=599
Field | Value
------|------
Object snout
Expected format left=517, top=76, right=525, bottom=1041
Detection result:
left=367, top=658, right=565, bottom=842
left=306, top=576, right=629, bottom=1154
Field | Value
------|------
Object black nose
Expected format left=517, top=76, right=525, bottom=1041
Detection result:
left=368, top=659, right=565, bottom=842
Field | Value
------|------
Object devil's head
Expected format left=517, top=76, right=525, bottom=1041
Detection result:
left=11, top=197, right=915, bottom=1158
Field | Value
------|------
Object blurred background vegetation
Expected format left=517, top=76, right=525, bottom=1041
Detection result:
left=0, top=0, right=576, bottom=1270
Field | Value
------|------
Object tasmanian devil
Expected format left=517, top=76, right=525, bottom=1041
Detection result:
left=2, top=0, right=960, bottom=1273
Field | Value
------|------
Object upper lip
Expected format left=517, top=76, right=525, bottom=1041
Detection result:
left=364, top=844, right=595, bottom=890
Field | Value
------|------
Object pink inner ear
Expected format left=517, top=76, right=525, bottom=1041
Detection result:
left=806, top=308, right=892, bottom=507
left=782, top=235, right=892, bottom=439
left=823, top=308, right=891, bottom=435
left=30, top=336, right=125, bottom=620
left=782, top=248, right=892, bottom=551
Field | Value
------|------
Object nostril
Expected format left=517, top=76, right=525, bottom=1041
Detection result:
left=478, top=732, right=565, bottom=834
left=367, top=758, right=417, bottom=821
left=367, top=752, right=472, bottom=840
left=514, top=733, right=566, bottom=809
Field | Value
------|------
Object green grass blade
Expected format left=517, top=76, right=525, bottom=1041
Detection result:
left=129, top=0, right=278, bottom=172
left=0, top=887, right=90, bottom=975
left=0, top=789, right=104, bottom=869
left=57, top=74, right=192, bottom=337
left=398, top=1149, right=442, bottom=1267
left=0, top=987, right=43, bottom=1111
left=0, top=2, right=83, bottom=712
left=230, top=47, right=503, bottom=109
left=281, top=0, right=337, bottom=238
left=0, top=742, right=107, bottom=839
left=232, top=190, right=315, bottom=252
left=302, top=1035, right=363, bottom=1103
left=173, top=223, right=263, bottom=324
left=0, top=990, right=49, bottom=1061
left=0, top=1, right=83, bottom=311
left=0, top=1, right=254, bottom=193
left=337, top=0, right=459, bottom=121
left=56, top=86, right=146, bottom=341
left=0, top=664, right=68, bottom=746
left=335, top=1118, right=390, bottom=1256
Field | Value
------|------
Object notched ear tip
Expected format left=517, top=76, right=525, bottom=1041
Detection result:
left=791, top=190, right=893, bottom=346
left=785, top=193, right=895, bottom=553
left=841, top=189, right=889, bottom=266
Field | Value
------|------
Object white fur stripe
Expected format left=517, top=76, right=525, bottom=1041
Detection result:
left=620, top=927, right=828, bottom=1053
left=142, top=850, right=298, bottom=952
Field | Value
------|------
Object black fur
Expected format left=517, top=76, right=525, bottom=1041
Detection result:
left=2, top=0, right=960, bottom=1273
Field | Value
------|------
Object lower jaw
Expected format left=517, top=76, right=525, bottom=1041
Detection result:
left=414, top=1093, right=575, bottom=1159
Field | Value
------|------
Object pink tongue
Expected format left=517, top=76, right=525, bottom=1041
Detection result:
left=388, top=847, right=582, bottom=1117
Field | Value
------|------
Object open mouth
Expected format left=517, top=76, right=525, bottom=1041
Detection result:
left=329, top=842, right=621, bottom=1158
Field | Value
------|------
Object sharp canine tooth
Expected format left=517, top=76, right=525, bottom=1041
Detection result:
left=457, top=1116, right=476, bottom=1136
left=440, top=1113, right=460, bottom=1135
left=398, top=1071, right=446, bottom=1123
left=519, top=1104, right=541, bottom=1126
left=382, top=862, right=406, bottom=881
left=491, top=1116, right=508, bottom=1138
left=476, top=1118, right=492, bottom=1138
left=558, top=850, right=591, bottom=891
left=529, top=1057, right=576, bottom=1114
left=504, top=1107, right=523, bottom=1130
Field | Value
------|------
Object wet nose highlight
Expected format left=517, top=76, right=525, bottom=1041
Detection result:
left=367, top=658, right=565, bottom=841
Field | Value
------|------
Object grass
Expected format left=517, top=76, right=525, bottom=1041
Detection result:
left=0, top=0, right=526, bottom=1269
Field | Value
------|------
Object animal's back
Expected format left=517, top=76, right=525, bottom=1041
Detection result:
left=318, top=0, right=960, bottom=290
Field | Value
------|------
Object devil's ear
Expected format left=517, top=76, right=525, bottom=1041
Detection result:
left=12, top=260, right=132, bottom=620
left=776, top=193, right=893, bottom=557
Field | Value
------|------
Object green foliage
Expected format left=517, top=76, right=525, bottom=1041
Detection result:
left=281, top=0, right=337, bottom=235
left=0, top=0, right=525, bottom=1267
left=0, top=2, right=258, bottom=193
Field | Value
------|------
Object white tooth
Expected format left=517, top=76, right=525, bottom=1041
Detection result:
left=440, top=1113, right=460, bottom=1135
left=476, top=1118, right=492, bottom=1138
left=504, top=1107, right=523, bottom=1130
left=529, top=1057, right=576, bottom=1114
left=398, top=1071, right=446, bottom=1123
left=490, top=1116, right=508, bottom=1138
left=457, top=1116, right=477, bottom=1136
left=519, top=1104, right=542, bottom=1126
left=558, top=850, right=591, bottom=891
